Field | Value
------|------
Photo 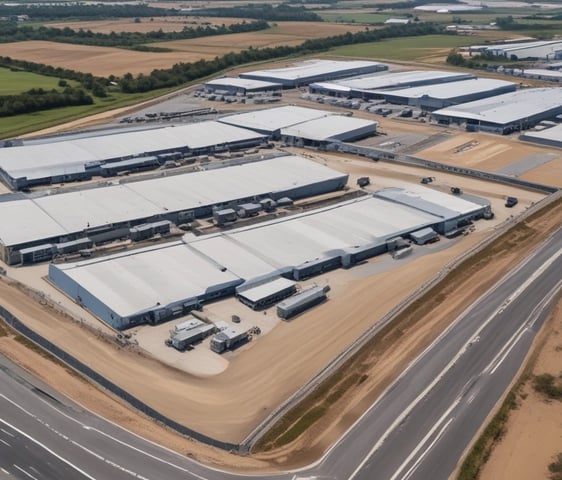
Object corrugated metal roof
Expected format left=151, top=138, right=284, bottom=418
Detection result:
left=236, top=277, right=295, bottom=303
left=521, top=123, right=562, bottom=142
left=281, top=116, right=377, bottom=142
left=432, top=88, right=562, bottom=124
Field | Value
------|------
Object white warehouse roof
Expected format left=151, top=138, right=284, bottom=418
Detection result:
left=281, top=116, right=377, bottom=142
left=240, top=59, right=385, bottom=83
left=432, top=88, right=562, bottom=125
left=329, top=70, right=476, bottom=91
left=371, top=78, right=516, bottom=101
left=0, top=121, right=265, bottom=183
left=204, top=77, right=281, bottom=90
left=0, top=155, right=346, bottom=247
left=218, top=105, right=335, bottom=133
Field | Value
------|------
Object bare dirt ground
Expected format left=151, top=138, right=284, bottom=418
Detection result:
left=479, top=297, right=562, bottom=480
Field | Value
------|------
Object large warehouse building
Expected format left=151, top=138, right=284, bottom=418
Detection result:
left=0, top=121, right=267, bottom=190
left=367, top=78, right=516, bottom=110
left=431, top=88, right=562, bottom=134
left=469, top=40, right=562, bottom=60
left=0, top=155, right=348, bottom=265
left=49, top=186, right=489, bottom=329
left=203, top=77, right=283, bottom=95
left=309, top=70, right=476, bottom=99
left=239, top=59, right=388, bottom=88
left=218, top=105, right=335, bottom=136
left=280, top=116, right=378, bottom=145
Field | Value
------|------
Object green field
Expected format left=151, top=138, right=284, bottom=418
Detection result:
left=0, top=67, right=80, bottom=95
left=329, top=34, right=498, bottom=61
left=0, top=88, right=176, bottom=139
left=319, top=12, right=392, bottom=23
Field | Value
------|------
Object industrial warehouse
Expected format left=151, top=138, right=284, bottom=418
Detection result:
left=48, top=186, right=490, bottom=329
left=431, top=88, right=562, bottom=134
left=280, top=116, right=378, bottom=145
left=239, top=59, right=388, bottom=87
left=469, top=39, right=562, bottom=60
left=203, top=77, right=283, bottom=96
left=0, top=121, right=267, bottom=190
left=0, top=155, right=348, bottom=265
left=365, top=78, right=516, bottom=110
left=520, top=123, right=562, bottom=148
left=308, top=70, right=476, bottom=99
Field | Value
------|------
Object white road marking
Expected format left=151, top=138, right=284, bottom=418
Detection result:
left=0, top=438, right=11, bottom=447
left=13, top=465, right=38, bottom=480
left=348, top=248, right=562, bottom=480
left=1, top=428, right=14, bottom=438
left=0, top=468, right=10, bottom=475
left=0, top=418, right=96, bottom=480
left=389, top=399, right=459, bottom=480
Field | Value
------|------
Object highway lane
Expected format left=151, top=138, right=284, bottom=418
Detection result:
left=0, top=227, right=560, bottom=480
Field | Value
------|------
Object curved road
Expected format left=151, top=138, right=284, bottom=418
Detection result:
left=1, top=227, right=561, bottom=480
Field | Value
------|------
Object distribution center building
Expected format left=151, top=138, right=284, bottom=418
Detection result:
left=469, top=40, right=562, bottom=60
left=520, top=123, right=562, bottom=148
left=0, top=121, right=267, bottom=190
left=431, top=88, right=562, bottom=134
left=49, top=186, right=490, bottom=329
left=280, top=116, right=378, bottom=145
left=0, top=155, right=348, bottom=265
left=309, top=70, right=476, bottom=99
left=203, top=77, right=283, bottom=95
left=240, top=59, right=388, bottom=88
left=366, top=78, right=516, bottom=110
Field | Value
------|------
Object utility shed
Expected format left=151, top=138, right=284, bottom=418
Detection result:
left=431, top=88, right=562, bottom=134
left=236, top=277, right=296, bottom=310
left=218, top=105, right=334, bottom=136
left=210, top=327, right=249, bottom=353
left=369, top=78, right=516, bottom=110
left=410, top=227, right=438, bottom=245
left=277, top=286, right=327, bottom=319
left=281, top=116, right=377, bottom=145
left=240, top=59, right=387, bottom=88
left=204, top=77, right=282, bottom=95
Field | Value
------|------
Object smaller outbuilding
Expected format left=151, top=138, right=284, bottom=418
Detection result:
left=236, top=277, right=297, bottom=310
left=410, top=227, right=439, bottom=245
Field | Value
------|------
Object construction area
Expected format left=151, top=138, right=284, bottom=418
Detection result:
left=0, top=57, right=560, bottom=453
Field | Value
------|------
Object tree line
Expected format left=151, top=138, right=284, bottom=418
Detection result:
left=0, top=20, right=269, bottom=49
left=184, top=3, right=323, bottom=22
left=0, top=86, right=93, bottom=117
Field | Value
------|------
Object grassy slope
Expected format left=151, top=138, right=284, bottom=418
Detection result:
left=0, top=66, right=80, bottom=95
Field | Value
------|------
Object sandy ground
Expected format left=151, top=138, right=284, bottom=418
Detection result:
left=479, top=297, right=562, bottom=480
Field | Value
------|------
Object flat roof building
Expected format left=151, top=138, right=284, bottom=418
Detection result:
left=470, top=40, right=562, bottom=60
left=431, top=88, right=562, bottom=134
left=281, top=116, right=377, bottom=145
left=203, top=77, right=282, bottom=95
left=240, top=59, right=387, bottom=88
left=0, top=121, right=266, bottom=190
left=520, top=123, right=562, bottom=148
left=369, top=78, right=516, bottom=110
left=309, top=70, right=476, bottom=99
left=218, top=105, right=335, bottom=136
left=49, top=186, right=489, bottom=329
left=0, top=155, right=348, bottom=264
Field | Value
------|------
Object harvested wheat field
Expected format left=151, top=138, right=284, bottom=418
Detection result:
left=1, top=23, right=365, bottom=76
left=46, top=16, right=252, bottom=34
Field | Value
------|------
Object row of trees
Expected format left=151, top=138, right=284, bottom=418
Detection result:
left=0, top=20, right=269, bottom=48
left=0, top=4, right=177, bottom=20
left=120, top=22, right=444, bottom=93
left=0, top=87, right=93, bottom=117
left=185, top=4, right=322, bottom=22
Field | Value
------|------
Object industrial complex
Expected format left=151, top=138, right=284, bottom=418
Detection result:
left=0, top=155, right=348, bottom=264
left=469, top=39, right=562, bottom=60
left=48, top=186, right=490, bottom=329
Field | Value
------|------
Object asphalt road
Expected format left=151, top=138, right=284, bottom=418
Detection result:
left=0, top=227, right=560, bottom=480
